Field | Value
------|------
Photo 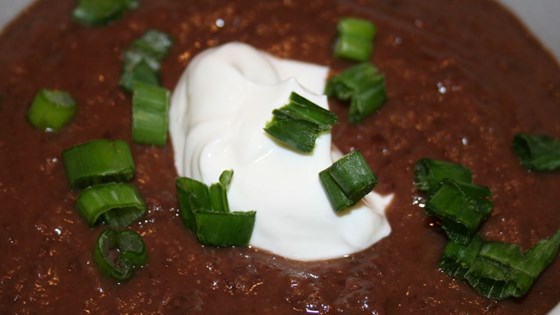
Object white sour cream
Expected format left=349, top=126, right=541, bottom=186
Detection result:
left=169, top=42, right=392, bottom=261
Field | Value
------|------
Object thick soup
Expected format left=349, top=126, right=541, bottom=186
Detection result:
left=0, top=0, right=559, bottom=314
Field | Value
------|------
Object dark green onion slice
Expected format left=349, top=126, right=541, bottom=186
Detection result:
left=93, top=228, right=147, bottom=281
left=264, top=92, right=337, bottom=153
left=62, top=139, right=135, bottom=189
left=414, top=158, right=473, bottom=194
left=194, top=211, right=256, bottom=247
left=319, top=150, right=377, bottom=212
left=27, top=89, right=77, bottom=132
left=441, top=230, right=560, bottom=300
left=120, top=30, right=173, bottom=92
left=132, top=82, right=170, bottom=146
left=73, top=0, right=138, bottom=26
left=426, top=179, right=492, bottom=244
left=76, top=182, right=146, bottom=227
left=334, top=18, right=376, bottom=62
left=513, top=133, right=560, bottom=171
left=176, top=170, right=256, bottom=246
left=325, top=63, right=386, bottom=124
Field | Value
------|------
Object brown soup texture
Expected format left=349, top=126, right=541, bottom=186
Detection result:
left=0, top=0, right=559, bottom=314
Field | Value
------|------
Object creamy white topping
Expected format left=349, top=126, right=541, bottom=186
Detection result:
left=169, top=42, right=392, bottom=261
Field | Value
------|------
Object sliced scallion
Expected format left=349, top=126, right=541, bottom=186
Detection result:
left=319, top=150, right=377, bottom=212
left=325, top=63, right=386, bottom=124
left=176, top=170, right=256, bottom=247
left=73, top=0, right=138, bottom=26
left=93, top=228, right=147, bottom=281
left=27, top=89, right=77, bottom=132
left=76, top=182, right=146, bottom=227
left=513, top=133, right=560, bottom=171
left=264, top=92, right=337, bottom=153
left=132, top=82, right=170, bottom=146
left=62, top=139, right=135, bottom=189
left=334, top=17, right=376, bottom=62
left=414, top=158, right=473, bottom=194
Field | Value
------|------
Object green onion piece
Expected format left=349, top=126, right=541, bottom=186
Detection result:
left=513, top=133, right=560, bottom=171
left=319, top=150, right=377, bottom=212
left=176, top=170, right=256, bottom=246
left=27, top=89, right=77, bottom=132
left=62, top=139, right=135, bottom=189
left=194, top=211, right=256, bottom=247
left=120, top=30, right=173, bottom=92
left=441, top=230, right=560, bottom=300
left=426, top=179, right=492, bottom=244
left=76, top=182, right=146, bottom=227
left=73, top=0, right=138, bottom=26
left=325, top=63, right=386, bottom=124
left=264, top=92, right=337, bottom=153
left=414, top=158, right=473, bottom=194
left=334, top=18, right=376, bottom=62
left=132, top=82, right=170, bottom=146
left=93, top=228, right=147, bottom=281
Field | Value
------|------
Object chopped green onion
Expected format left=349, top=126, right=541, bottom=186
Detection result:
left=319, top=150, right=377, bottom=212
left=62, top=139, right=135, bottom=189
left=414, top=158, right=473, bottom=194
left=132, top=82, right=170, bottom=146
left=76, top=182, right=146, bottom=227
left=264, top=92, right=337, bottom=153
left=73, top=0, right=138, bottom=26
left=93, top=228, right=147, bottom=281
left=334, top=18, right=376, bottom=62
left=440, top=230, right=560, bottom=300
left=325, top=63, right=386, bottom=124
left=120, top=30, right=173, bottom=92
left=27, top=89, right=77, bottom=132
left=176, top=170, right=256, bottom=246
left=194, top=211, right=256, bottom=247
left=513, top=133, right=560, bottom=171
left=426, top=179, right=492, bottom=244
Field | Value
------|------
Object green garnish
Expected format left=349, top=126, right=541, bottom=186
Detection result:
left=334, top=17, right=376, bottom=62
left=414, top=158, right=473, bottom=194
left=62, top=139, right=135, bottom=189
left=93, top=228, right=147, bottom=281
left=73, top=0, right=138, bottom=26
left=76, top=182, right=146, bottom=227
left=120, top=30, right=173, bottom=92
left=426, top=179, right=493, bottom=244
left=513, top=133, right=560, bottom=171
left=132, top=82, right=170, bottom=146
left=325, top=63, right=386, bottom=124
left=27, top=89, right=77, bottom=132
left=319, top=150, right=377, bottom=212
left=440, top=230, right=560, bottom=300
left=176, top=170, right=256, bottom=247
left=264, top=92, right=337, bottom=153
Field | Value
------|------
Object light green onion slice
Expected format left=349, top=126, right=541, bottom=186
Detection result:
left=73, top=0, right=138, bottom=26
left=76, top=182, right=146, bottom=227
left=27, top=89, right=77, bottom=132
left=93, top=228, right=147, bottom=281
left=334, top=17, right=376, bottom=62
left=440, top=230, right=560, bottom=300
left=319, top=150, right=377, bottom=212
left=264, top=92, right=337, bottom=153
left=132, top=82, right=170, bottom=146
left=414, top=158, right=473, bottom=194
left=120, top=30, right=173, bottom=92
left=325, top=63, right=386, bottom=124
left=176, top=170, right=256, bottom=247
left=62, top=139, right=135, bottom=189
left=513, top=133, right=560, bottom=171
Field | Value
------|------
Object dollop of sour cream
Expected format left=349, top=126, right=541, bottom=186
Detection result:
left=169, top=42, right=392, bottom=261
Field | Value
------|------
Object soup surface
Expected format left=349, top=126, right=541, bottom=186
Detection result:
left=0, top=0, right=559, bottom=313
